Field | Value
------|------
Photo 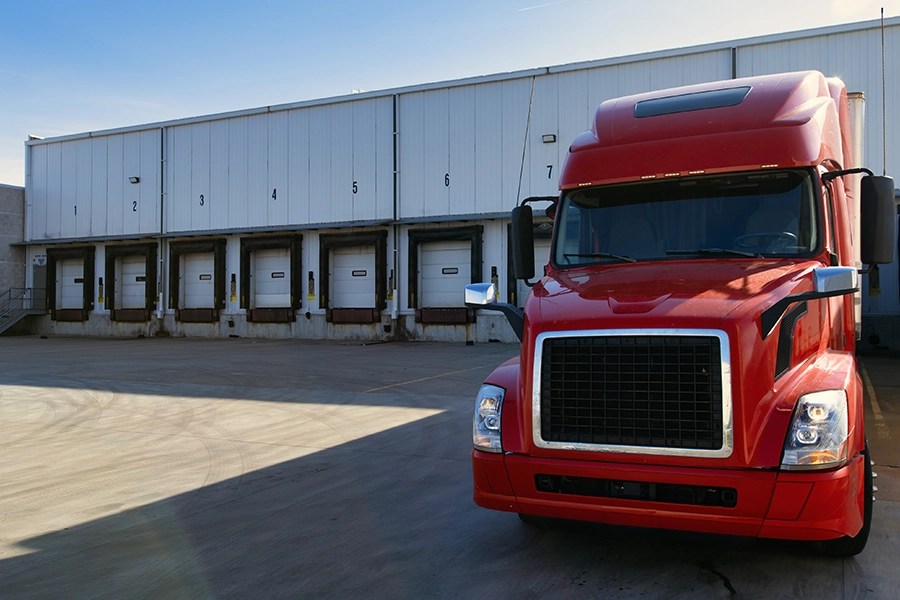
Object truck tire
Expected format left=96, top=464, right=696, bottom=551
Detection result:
left=814, top=441, right=872, bottom=557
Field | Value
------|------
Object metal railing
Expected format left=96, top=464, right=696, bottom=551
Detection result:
left=0, top=288, right=45, bottom=334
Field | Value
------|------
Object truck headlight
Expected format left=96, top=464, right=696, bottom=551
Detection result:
left=781, top=390, right=849, bottom=470
left=473, top=384, right=505, bottom=452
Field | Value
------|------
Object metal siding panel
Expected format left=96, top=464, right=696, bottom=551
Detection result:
left=122, top=132, right=142, bottom=235
left=91, top=137, right=108, bottom=238
left=169, top=126, right=192, bottom=233
left=60, top=142, right=77, bottom=238
left=352, top=100, right=378, bottom=221
left=45, top=144, right=62, bottom=239
left=268, top=111, right=289, bottom=227
left=332, top=245, right=375, bottom=308
left=29, top=145, right=48, bottom=240
left=308, top=105, right=331, bottom=224
left=253, top=248, right=291, bottom=308
left=557, top=70, right=589, bottom=187
left=423, top=89, right=450, bottom=217
left=106, top=136, right=125, bottom=237
left=247, top=114, right=268, bottom=228
left=190, top=122, right=211, bottom=232
left=330, top=102, right=353, bottom=224
left=139, top=130, right=159, bottom=235
left=448, top=86, right=476, bottom=216
left=75, top=139, right=92, bottom=237
left=398, top=92, right=425, bottom=219
left=420, top=240, right=469, bottom=307
left=474, top=83, right=503, bottom=214
left=228, top=117, right=249, bottom=228
left=208, top=121, right=229, bottom=231
left=288, top=108, right=310, bottom=225
left=501, top=78, right=533, bottom=208
left=528, top=75, right=559, bottom=198
left=375, top=97, right=394, bottom=221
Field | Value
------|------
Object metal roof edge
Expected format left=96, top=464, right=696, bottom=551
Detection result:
left=549, top=16, right=900, bottom=74
left=25, top=16, right=900, bottom=146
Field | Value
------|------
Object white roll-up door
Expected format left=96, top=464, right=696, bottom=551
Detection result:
left=253, top=248, right=291, bottom=308
left=58, top=258, right=83, bottom=309
left=120, top=255, right=146, bottom=310
left=183, top=252, right=215, bottom=309
left=333, top=245, right=375, bottom=308
left=421, top=240, right=470, bottom=308
left=517, top=237, right=552, bottom=308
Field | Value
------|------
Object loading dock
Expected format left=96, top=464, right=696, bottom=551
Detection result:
left=169, top=240, right=226, bottom=323
left=45, top=246, right=94, bottom=321
left=408, top=226, right=482, bottom=325
left=104, top=243, right=158, bottom=322
left=240, top=236, right=302, bottom=323
left=319, top=231, right=387, bottom=324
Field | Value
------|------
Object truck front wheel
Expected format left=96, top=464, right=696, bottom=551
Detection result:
left=814, top=441, right=873, bottom=557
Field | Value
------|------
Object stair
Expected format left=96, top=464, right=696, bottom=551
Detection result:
left=0, top=288, right=46, bottom=335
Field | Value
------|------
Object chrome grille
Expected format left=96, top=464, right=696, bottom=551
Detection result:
left=537, top=333, right=725, bottom=451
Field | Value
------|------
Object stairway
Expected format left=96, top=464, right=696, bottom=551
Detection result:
left=0, top=288, right=46, bottom=335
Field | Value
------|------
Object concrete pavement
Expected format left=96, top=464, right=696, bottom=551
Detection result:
left=0, top=337, right=898, bottom=599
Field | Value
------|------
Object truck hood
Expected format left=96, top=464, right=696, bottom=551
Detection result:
left=533, top=260, right=814, bottom=331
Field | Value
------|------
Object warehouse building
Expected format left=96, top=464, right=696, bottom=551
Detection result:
left=10, top=17, right=900, bottom=344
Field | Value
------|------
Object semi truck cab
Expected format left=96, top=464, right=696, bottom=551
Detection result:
left=466, top=71, right=896, bottom=556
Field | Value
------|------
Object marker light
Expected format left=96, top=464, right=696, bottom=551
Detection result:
left=473, top=384, right=505, bottom=452
left=782, top=390, right=849, bottom=470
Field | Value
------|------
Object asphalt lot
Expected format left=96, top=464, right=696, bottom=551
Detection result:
left=0, top=337, right=898, bottom=599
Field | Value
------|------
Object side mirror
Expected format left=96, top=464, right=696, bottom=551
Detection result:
left=464, top=282, right=497, bottom=306
left=511, top=205, right=535, bottom=281
left=860, top=175, right=896, bottom=265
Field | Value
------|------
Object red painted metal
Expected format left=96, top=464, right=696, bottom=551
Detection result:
left=473, top=71, right=867, bottom=545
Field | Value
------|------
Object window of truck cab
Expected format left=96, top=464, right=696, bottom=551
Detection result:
left=552, top=169, right=821, bottom=269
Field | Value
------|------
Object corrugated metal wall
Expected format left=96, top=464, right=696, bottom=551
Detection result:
left=22, top=18, right=900, bottom=337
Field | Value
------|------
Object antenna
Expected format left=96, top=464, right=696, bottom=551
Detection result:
left=881, top=7, right=887, bottom=176
left=516, top=77, right=536, bottom=206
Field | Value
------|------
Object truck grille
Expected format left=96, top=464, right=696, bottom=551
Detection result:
left=537, top=333, right=726, bottom=452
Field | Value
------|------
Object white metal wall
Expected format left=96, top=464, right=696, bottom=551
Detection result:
left=23, top=18, right=900, bottom=325
left=165, top=97, right=393, bottom=234
left=28, top=130, right=160, bottom=240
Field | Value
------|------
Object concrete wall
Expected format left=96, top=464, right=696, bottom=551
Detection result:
left=0, top=184, right=25, bottom=292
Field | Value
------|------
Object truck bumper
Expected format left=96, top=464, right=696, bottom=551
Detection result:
left=473, top=450, right=864, bottom=541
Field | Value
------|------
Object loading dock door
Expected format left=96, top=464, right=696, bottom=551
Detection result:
left=333, top=245, right=375, bottom=308
left=421, top=241, right=470, bottom=308
left=253, top=248, right=291, bottom=308
left=182, top=252, right=215, bottom=309
left=517, top=237, right=552, bottom=308
left=120, top=255, right=146, bottom=310
left=58, top=259, right=84, bottom=309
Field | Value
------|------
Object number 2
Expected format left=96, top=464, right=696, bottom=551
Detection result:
left=132, top=201, right=137, bottom=212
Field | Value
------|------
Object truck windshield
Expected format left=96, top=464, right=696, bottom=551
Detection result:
left=553, top=169, right=819, bottom=267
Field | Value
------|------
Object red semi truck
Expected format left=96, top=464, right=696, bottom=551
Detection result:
left=466, top=71, right=896, bottom=556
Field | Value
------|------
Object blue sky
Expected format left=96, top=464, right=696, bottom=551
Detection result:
left=1, top=0, right=897, bottom=186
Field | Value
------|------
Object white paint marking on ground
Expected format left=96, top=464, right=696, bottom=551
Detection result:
left=861, top=360, right=891, bottom=440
